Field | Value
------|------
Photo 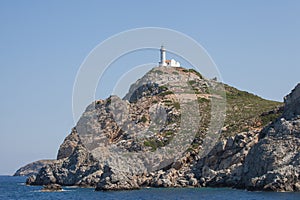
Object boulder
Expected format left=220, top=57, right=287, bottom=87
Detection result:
left=95, top=166, right=139, bottom=191
left=41, top=184, right=62, bottom=192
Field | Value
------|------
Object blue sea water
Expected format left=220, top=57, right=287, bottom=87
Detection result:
left=1, top=176, right=300, bottom=200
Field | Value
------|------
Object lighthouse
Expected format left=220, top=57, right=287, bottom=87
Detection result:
left=158, top=45, right=181, bottom=67
left=159, top=45, right=167, bottom=67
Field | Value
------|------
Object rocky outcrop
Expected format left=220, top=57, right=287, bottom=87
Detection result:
left=283, top=83, right=300, bottom=120
left=57, top=128, right=80, bottom=160
left=14, top=160, right=54, bottom=177
left=24, top=66, right=292, bottom=192
left=95, top=166, right=139, bottom=191
left=41, top=184, right=62, bottom=192
left=193, top=131, right=259, bottom=188
left=27, top=129, right=103, bottom=187
left=243, top=83, right=300, bottom=191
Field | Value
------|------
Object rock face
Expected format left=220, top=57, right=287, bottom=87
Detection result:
left=27, top=128, right=103, bottom=187
left=243, top=83, right=300, bottom=192
left=14, top=160, right=54, bottom=177
left=95, top=166, right=139, bottom=191
left=283, top=83, right=300, bottom=120
left=192, top=83, right=300, bottom=192
left=193, top=131, right=259, bottom=188
left=24, top=66, right=295, bottom=192
left=57, top=128, right=80, bottom=160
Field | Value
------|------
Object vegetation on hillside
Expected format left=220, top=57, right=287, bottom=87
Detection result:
left=223, top=84, right=283, bottom=136
left=135, top=67, right=283, bottom=151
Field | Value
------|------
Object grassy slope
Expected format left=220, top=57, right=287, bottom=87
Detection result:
left=223, top=84, right=283, bottom=136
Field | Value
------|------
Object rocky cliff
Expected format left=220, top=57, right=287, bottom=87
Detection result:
left=242, top=83, right=300, bottom=192
left=22, top=66, right=300, bottom=192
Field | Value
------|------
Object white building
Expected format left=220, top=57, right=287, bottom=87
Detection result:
left=159, top=46, right=180, bottom=67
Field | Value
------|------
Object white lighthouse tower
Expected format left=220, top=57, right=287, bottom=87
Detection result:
left=158, top=45, right=180, bottom=67
left=159, top=45, right=167, bottom=67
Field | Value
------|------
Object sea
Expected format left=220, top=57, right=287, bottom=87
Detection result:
left=1, top=176, right=300, bottom=200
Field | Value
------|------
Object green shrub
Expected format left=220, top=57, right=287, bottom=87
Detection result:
left=159, top=91, right=173, bottom=96
left=144, top=139, right=164, bottom=151
left=197, top=97, right=209, bottom=103
left=189, top=69, right=203, bottom=79
left=188, top=80, right=197, bottom=85
left=154, top=70, right=163, bottom=75
left=173, top=102, right=180, bottom=109
left=141, top=115, right=147, bottom=123
left=159, top=85, right=168, bottom=91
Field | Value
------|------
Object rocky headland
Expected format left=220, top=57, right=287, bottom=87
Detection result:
left=17, top=66, right=300, bottom=192
left=13, top=160, right=54, bottom=177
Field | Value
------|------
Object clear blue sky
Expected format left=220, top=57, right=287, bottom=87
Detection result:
left=0, top=0, right=299, bottom=175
